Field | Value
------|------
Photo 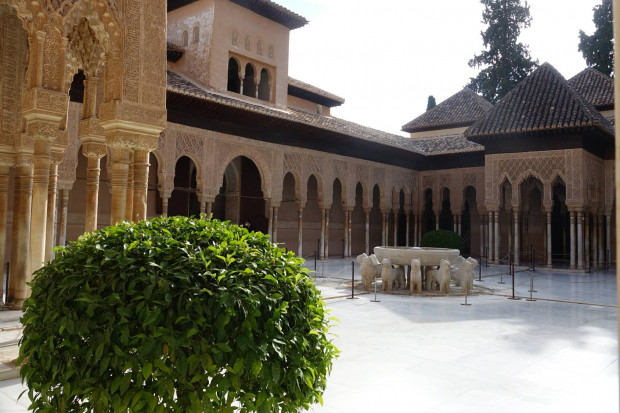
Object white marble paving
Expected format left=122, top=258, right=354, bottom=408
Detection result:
left=0, top=262, right=617, bottom=412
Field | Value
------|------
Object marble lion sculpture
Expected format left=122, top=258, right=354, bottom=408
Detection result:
left=409, top=258, right=422, bottom=294
left=356, top=253, right=381, bottom=289
left=450, top=256, right=478, bottom=294
left=427, top=259, right=451, bottom=294
left=381, top=258, right=404, bottom=292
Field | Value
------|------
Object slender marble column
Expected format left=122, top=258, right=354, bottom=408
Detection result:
left=297, top=206, right=303, bottom=257
left=381, top=212, right=387, bottom=246
left=605, top=214, right=611, bottom=265
left=592, top=214, right=598, bottom=266
left=324, top=209, right=330, bottom=258
left=9, top=161, right=33, bottom=309
left=494, top=212, right=499, bottom=263
left=546, top=212, right=552, bottom=267
left=435, top=213, right=439, bottom=231
left=457, top=214, right=461, bottom=235
left=132, top=149, right=150, bottom=222
left=577, top=211, right=584, bottom=270
left=569, top=211, right=576, bottom=269
left=405, top=213, right=410, bottom=246
left=29, top=139, right=52, bottom=276
left=393, top=211, right=398, bottom=246
left=343, top=210, right=349, bottom=257
left=161, top=197, right=169, bottom=217
left=413, top=213, right=418, bottom=246
left=0, top=166, right=10, bottom=303
left=109, top=147, right=131, bottom=225
left=45, top=161, right=60, bottom=261
left=347, top=210, right=352, bottom=256
left=585, top=213, right=590, bottom=269
left=83, top=144, right=106, bottom=233
left=206, top=202, right=212, bottom=217
left=453, top=214, right=457, bottom=233
left=125, top=150, right=134, bottom=221
left=479, top=221, right=484, bottom=258
left=598, top=214, right=604, bottom=265
left=320, top=208, right=326, bottom=260
left=513, top=210, right=520, bottom=266
left=267, top=207, right=274, bottom=241
left=488, top=211, right=494, bottom=262
left=364, top=210, right=370, bottom=254
left=57, top=188, right=70, bottom=247
left=272, top=206, right=279, bottom=243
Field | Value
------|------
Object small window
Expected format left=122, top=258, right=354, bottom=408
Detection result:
left=245, top=35, right=251, bottom=51
left=227, top=58, right=240, bottom=93
left=232, top=30, right=238, bottom=47
left=192, top=26, right=199, bottom=44
left=268, top=44, right=274, bottom=59
left=182, top=31, right=188, bottom=47
left=257, top=40, right=263, bottom=55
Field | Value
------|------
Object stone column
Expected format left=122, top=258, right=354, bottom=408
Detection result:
left=453, top=214, right=458, bottom=233
left=206, top=201, right=212, bottom=217
left=605, top=214, right=611, bottom=265
left=577, top=210, right=584, bottom=270
left=393, top=211, right=398, bottom=246
left=343, top=210, right=349, bottom=257
left=364, top=209, right=370, bottom=254
left=381, top=211, right=387, bottom=246
left=488, top=211, right=494, bottom=262
left=9, top=159, right=33, bottom=309
left=592, top=214, right=598, bottom=266
left=413, top=213, right=418, bottom=246
left=324, top=208, right=330, bottom=258
left=161, top=191, right=171, bottom=217
left=347, top=210, right=352, bottom=257
left=267, top=206, right=274, bottom=241
left=479, top=220, right=484, bottom=258
left=57, top=187, right=70, bottom=247
left=0, top=165, right=10, bottom=303
left=125, top=150, right=134, bottom=221
left=405, top=213, right=410, bottom=246
left=513, top=209, right=520, bottom=266
left=585, top=213, right=590, bottom=269
left=494, top=211, right=499, bottom=263
left=569, top=210, right=576, bottom=269
left=29, top=138, right=53, bottom=276
left=132, top=149, right=150, bottom=222
left=297, top=205, right=303, bottom=257
left=45, top=155, right=61, bottom=261
left=598, top=213, right=604, bottom=266
left=109, top=146, right=131, bottom=225
left=435, top=213, right=439, bottom=231
left=546, top=211, right=552, bottom=267
left=83, top=144, right=106, bottom=233
left=320, top=208, right=326, bottom=260
left=272, top=206, right=279, bottom=243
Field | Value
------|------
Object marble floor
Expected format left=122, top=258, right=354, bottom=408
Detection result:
left=0, top=260, right=617, bottom=412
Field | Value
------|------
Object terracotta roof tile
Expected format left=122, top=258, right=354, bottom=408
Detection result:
left=288, top=77, right=345, bottom=107
left=414, top=136, right=484, bottom=156
left=465, top=63, right=614, bottom=139
left=402, top=89, right=493, bottom=133
left=229, top=0, right=308, bottom=29
left=568, top=68, right=614, bottom=110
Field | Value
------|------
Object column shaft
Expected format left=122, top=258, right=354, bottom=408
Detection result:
left=343, top=210, right=349, bottom=258
left=514, top=210, right=520, bottom=266
left=297, top=207, right=303, bottom=257
left=324, top=209, right=330, bottom=258
left=393, top=211, right=398, bottom=246
left=605, top=214, right=611, bottom=265
left=598, top=214, right=604, bottom=265
left=110, top=147, right=131, bottom=225
left=320, top=208, right=326, bottom=260
left=494, top=212, right=499, bottom=263
left=132, top=149, right=150, bottom=222
left=272, top=207, right=278, bottom=243
left=405, top=214, right=410, bottom=247
left=546, top=212, right=552, bottom=267
left=45, top=163, right=59, bottom=261
left=365, top=211, right=370, bottom=254
left=577, top=211, right=584, bottom=270
left=57, top=188, right=70, bottom=247
left=0, top=167, right=10, bottom=303
left=585, top=213, right=590, bottom=269
left=488, top=212, right=493, bottom=262
left=161, top=197, right=169, bottom=217
left=570, top=211, right=576, bottom=269
left=125, top=150, right=134, bottom=221
left=9, top=163, right=33, bottom=309
left=29, top=139, right=51, bottom=276
left=84, top=156, right=102, bottom=233
left=592, top=214, right=598, bottom=266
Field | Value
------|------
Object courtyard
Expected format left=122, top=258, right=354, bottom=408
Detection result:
left=0, top=259, right=616, bottom=412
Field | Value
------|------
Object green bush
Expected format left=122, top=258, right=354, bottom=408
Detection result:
left=420, top=230, right=463, bottom=253
left=19, top=216, right=338, bottom=412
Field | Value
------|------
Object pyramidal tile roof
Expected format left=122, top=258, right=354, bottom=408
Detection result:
left=402, top=88, right=493, bottom=133
left=568, top=68, right=614, bottom=110
left=465, top=63, right=614, bottom=139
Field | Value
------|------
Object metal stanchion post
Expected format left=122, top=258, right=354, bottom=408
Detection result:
left=347, top=261, right=358, bottom=300
left=461, top=290, right=471, bottom=306
left=371, top=278, right=380, bottom=302
left=498, top=254, right=506, bottom=284
left=478, top=255, right=483, bottom=282
left=508, top=254, right=521, bottom=300
left=527, top=270, right=536, bottom=301
left=342, top=239, right=345, bottom=259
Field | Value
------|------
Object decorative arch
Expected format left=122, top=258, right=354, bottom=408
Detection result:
left=257, top=68, right=270, bottom=102
left=227, top=57, right=241, bottom=93
left=242, top=63, right=256, bottom=98
left=215, top=150, right=271, bottom=200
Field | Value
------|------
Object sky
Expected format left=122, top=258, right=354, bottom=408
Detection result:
left=283, top=0, right=603, bottom=137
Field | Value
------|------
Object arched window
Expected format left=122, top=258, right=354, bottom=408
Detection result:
left=232, top=30, right=239, bottom=47
left=243, top=64, right=256, bottom=98
left=227, top=58, right=240, bottom=93
left=245, top=35, right=251, bottom=50
left=192, top=26, right=199, bottom=43
left=257, top=40, right=263, bottom=55
left=182, top=31, right=188, bottom=47
left=258, top=69, right=270, bottom=102
left=268, top=44, right=274, bottom=58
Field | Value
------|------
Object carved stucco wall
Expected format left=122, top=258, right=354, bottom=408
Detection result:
left=161, top=122, right=419, bottom=213
left=419, top=167, right=485, bottom=214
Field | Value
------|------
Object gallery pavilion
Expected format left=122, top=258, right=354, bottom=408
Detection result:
left=0, top=0, right=614, bottom=308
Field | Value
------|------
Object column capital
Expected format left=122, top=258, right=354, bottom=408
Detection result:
left=82, top=142, right=107, bottom=159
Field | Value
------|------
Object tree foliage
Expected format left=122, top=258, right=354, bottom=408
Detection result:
left=426, top=95, right=437, bottom=111
left=19, top=216, right=338, bottom=412
left=420, top=230, right=463, bottom=254
left=468, top=0, right=538, bottom=103
left=578, top=0, right=613, bottom=76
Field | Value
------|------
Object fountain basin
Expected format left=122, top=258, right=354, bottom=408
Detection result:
left=374, top=246, right=460, bottom=266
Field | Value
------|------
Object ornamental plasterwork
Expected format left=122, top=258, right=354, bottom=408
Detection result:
left=422, top=175, right=433, bottom=191
left=584, top=152, right=604, bottom=210
left=57, top=102, right=81, bottom=185
left=283, top=153, right=302, bottom=176
left=604, top=160, right=614, bottom=214
left=175, top=132, right=204, bottom=161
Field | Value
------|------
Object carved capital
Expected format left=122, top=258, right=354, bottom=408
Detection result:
left=51, top=150, right=65, bottom=166
left=78, top=118, right=106, bottom=141
left=99, top=100, right=167, bottom=133
left=82, top=143, right=107, bottom=159
left=106, top=131, right=158, bottom=151
left=27, top=120, right=58, bottom=141
left=22, top=87, right=68, bottom=118
left=0, top=153, right=15, bottom=167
